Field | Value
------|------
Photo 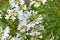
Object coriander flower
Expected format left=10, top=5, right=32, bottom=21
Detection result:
left=41, top=0, right=47, bottom=4
left=1, top=27, right=10, bottom=40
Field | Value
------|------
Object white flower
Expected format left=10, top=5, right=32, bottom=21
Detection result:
left=5, top=15, right=9, bottom=19
left=39, top=25, right=44, bottom=30
left=11, top=37, right=15, bottom=40
left=35, top=32, right=41, bottom=35
left=41, top=0, right=47, bottom=4
left=7, top=9, right=14, bottom=13
left=20, top=20, right=27, bottom=26
left=19, top=0, right=25, bottom=5
left=34, top=2, right=40, bottom=7
left=30, top=31, right=41, bottom=36
left=23, top=13, right=29, bottom=19
left=11, top=37, right=21, bottom=40
left=17, top=25, right=22, bottom=30
left=23, top=5, right=27, bottom=10
left=1, top=27, right=10, bottom=40
left=39, top=35, right=43, bottom=38
left=20, top=29, right=26, bottom=33
left=9, top=0, right=15, bottom=8
left=10, top=16, right=16, bottom=21
left=30, top=32, right=35, bottom=36
left=25, top=11, right=31, bottom=16
left=4, top=27, right=10, bottom=35
left=27, top=23, right=35, bottom=30
left=37, top=17, right=43, bottom=20
left=18, top=10, right=24, bottom=20
left=14, top=4, right=20, bottom=11
left=35, top=21, right=39, bottom=24
left=29, top=1, right=35, bottom=6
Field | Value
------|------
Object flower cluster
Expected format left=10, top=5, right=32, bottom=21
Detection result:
left=0, top=0, right=47, bottom=40
left=0, top=26, right=10, bottom=40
